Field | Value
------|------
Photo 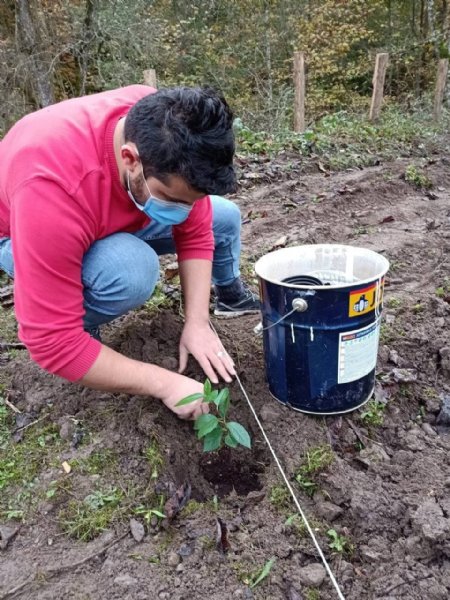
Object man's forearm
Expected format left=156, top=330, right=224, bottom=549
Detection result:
left=79, top=344, right=173, bottom=398
left=179, top=258, right=212, bottom=324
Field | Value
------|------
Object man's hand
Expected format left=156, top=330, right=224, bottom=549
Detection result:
left=79, top=345, right=209, bottom=421
left=161, top=373, right=209, bottom=420
left=178, top=320, right=235, bottom=384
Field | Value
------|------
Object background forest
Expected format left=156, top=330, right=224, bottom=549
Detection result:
left=1, top=1, right=450, bottom=139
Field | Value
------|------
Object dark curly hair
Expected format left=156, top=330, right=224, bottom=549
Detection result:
left=124, top=87, right=237, bottom=195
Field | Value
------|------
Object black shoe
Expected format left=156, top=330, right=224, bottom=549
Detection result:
left=214, top=286, right=260, bottom=318
left=84, top=326, right=102, bottom=342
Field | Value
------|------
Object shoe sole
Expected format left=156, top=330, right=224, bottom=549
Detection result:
left=213, top=308, right=260, bottom=318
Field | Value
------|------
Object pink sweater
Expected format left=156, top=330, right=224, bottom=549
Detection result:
left=0, top=86, right=213, bottom=381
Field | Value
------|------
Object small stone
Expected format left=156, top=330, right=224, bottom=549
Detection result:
left=411, top=500, right=450, bottom=542
left=245, top=490, right=266, bottom=504
left=436, top=394, right=450, bottom=426
left=391, top=368, right=417, bottom=383
left=176, top=563, right=185, bottom=572
left=159, top=593, right=170, bottom=600
left=444, top=477, right=450, bottom=488
left=130, top=518, right=145, bottom=542
left=114, top=574, right=138, bottom=587
left=167, top=551, right=181, bottom=567
left=0, top=524, right=20, bottom=550
left=360, top=545, right=382, bottom=561
left=178, top=543, right=193, bottom=557
left=388, top=349, right=400, bottom=365
left=435, top=317, right=445, bottom=328
left=259, top=404, right=279, bottom=423
left=424, top=395, right=442, bottom=414
left=315, top=501, right=343, bottom=522
left=58, top=417, right=76, bottom=441
left=174, top=577, right=181, bottom=587
left=298, top=563, right=326, bottom=587
left=439, top=347, right=450, bottom=374
left=233, top=590, right=245, bottom=599
left=421, top=423, right=437, bottom=437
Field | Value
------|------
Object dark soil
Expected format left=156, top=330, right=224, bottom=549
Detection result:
left=1, top=154, right=450, bottom=600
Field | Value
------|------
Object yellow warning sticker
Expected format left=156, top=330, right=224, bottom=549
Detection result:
left=349, top=281, right=384, bottom=317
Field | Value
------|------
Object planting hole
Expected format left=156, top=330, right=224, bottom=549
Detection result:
left=199, top=447, right=264, bottom=498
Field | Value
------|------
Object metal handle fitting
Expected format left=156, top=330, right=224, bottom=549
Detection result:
left=292, top=298, right=308, bottom=312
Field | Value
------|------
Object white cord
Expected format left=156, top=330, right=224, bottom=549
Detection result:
left=210, top=321, right=346, bottom=600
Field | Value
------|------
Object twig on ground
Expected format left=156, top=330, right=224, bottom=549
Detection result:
left=14, top=414, right=48, bottom=433
left=0, top=343, right=26, bottom=351
left=0, top=531, right=129, bottom=600
left=4, top=398, right=21, bottom=414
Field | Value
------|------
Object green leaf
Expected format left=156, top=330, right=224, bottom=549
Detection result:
left=224, top=433, right=238, bottom=448
left=204, top=379, right=212, bottom=396
left=205, top=389, right=219, bottom=403
left=215, top=388, right=230, bottom=418
left=150, top=510, right=166, bottom=519
left=202, top=427, right=223, bottom=452
left=175, top=393, right=204, bottom=407
left=250, top=557, right=276, bottom=588
left=196, top=414, right=219, bottom=438
left=226, top=422, right=251, bottom=449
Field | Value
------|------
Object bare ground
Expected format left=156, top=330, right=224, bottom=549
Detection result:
left=0, top=154, right=449, bottom=600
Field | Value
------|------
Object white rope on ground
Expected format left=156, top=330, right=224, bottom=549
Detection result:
left=234, top=371, right=346, bottom=600
left=210, top=321, right=346, bottom=600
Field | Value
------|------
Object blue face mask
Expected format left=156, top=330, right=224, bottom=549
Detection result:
left=126, top=170, right=193, bottom=226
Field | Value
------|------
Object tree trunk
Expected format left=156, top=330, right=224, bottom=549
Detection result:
left=78, top=0, right=99, bottom=96
left=15, top=0, right=54, bottom=107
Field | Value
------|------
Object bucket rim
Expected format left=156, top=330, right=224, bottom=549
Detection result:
left=254, top=243, right=390, bottom=290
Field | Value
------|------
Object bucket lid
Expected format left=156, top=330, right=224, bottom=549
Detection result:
left=255, top=244, right=389, bottom=289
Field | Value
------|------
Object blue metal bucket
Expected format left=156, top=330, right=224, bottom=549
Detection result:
left=255, top=244, right=390, bottom=415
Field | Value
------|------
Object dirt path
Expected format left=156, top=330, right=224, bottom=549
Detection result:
left=1, top=156, right=449, bottom=600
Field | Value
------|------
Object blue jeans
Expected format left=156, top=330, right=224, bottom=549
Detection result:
left=0, top=195, right=241, bottom=329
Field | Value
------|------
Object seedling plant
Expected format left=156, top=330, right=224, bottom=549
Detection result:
left=176, top=379, right=251, bottom=452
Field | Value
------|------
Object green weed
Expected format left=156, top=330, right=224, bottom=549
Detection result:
left=0, top=415, right=62, bottom=519
left=144, top=438, right=164, bottom=480
left=71, top=449, right=118, bottom=475
left=326, top=528, right=354, bottom=555
left=270, top=485, right=293, bottom=511
left=295, top=445, right=334, bottom=496
left=59, top=487, right=123, bottom=541
left=360, top=400, right=385, bottom=426
left=235, top=556, right=276, bottom=588
left=435, top=278, right=450, bottom=298
left=305, top=589, right=321, bottom=600
left=144, top=283, right=174, bottom=314
left=404, top=165, right=432, bottom=189
left=386, top=297, right=402, bottom=309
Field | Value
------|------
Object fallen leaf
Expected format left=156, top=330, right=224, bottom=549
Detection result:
left=163, top=482, right=191, bottom=522
left=62, top=461, right=71, bottom=474
left=380, top=215, right=395, bottom=224
left=272, top=235, right=287, bottom=248
left=164, top=262, right=179, bottom=281
left=215, top=517, right=231, bottom=553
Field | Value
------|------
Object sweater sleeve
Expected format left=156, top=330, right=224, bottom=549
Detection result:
left=172, top=195, right=214, bottom=261
left=10, top=178, right=101, bottom=381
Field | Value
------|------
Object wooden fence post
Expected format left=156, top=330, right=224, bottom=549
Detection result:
left=143, top=69, right=157, bottom=88
left=293, top=51, right=306, bottom=133
left=433, top=58, right=449, bottom=121
left=369, top=53, right=389, bottom=122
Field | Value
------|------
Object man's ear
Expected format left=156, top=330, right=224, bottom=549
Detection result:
left=121, top=144, right=140, bottom=172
